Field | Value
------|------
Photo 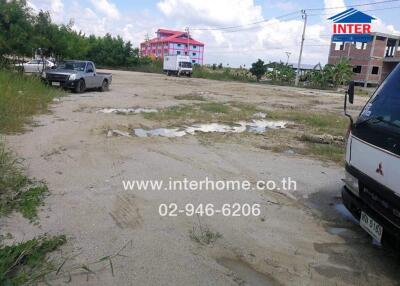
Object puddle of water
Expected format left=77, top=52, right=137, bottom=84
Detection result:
left=253, top=112, right=267, bottom=118
left=334, top=204, right=359, bottom=224
left=217, top=258, right=280, bottom=286
left=328, top=227, right=348, bottom=236
left=133, top=120, right=287, bottom=138
left=134, top=128, right=186, bottom=138
left=107, top=129, right=131, bottom=137
left=97, top=108, right=157, bottom=114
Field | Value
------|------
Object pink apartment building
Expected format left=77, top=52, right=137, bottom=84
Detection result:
left=140, top=29, right=204, bottom=65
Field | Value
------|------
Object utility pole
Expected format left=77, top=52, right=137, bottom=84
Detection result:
left=285, top=52, right=291, bottom=65
left=144, top=33, right=150, bottom=57
left=295, top=10, right=307, bottom=86
left=185, top=27, right=190, bottom=56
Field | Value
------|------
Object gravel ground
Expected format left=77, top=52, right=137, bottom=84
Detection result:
left=2, top=70, right=400, bottom=286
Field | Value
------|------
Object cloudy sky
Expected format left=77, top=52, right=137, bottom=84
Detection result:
left=27, top=0, right=400, bottom=67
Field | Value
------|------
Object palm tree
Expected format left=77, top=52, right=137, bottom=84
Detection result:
left=333, top=57, right=353, bottom=86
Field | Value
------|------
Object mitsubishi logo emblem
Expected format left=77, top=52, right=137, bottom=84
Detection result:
left=376, top=162, right=384, bottom=176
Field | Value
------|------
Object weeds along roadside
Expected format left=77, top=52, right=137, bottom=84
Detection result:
left=0, top=69, right=66, bottom=285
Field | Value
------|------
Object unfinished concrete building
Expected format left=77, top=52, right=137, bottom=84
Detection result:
left=328, top=32, right=400, bottom=86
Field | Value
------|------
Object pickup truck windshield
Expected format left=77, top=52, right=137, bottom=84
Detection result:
left=179, top=62, right=192, bottom=68
left=58, top=62, right=86, bottom=71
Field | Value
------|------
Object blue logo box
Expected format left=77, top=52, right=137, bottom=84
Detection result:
left=332, top=34, right=373, bottom=42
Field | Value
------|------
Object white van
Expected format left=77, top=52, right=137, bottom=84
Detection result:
left=342, top=66, right=400, bottom=246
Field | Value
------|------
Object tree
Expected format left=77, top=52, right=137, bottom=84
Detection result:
left=333, top=57, right=353, bottom=86
left=250, top=59, right=265, bottom=81
left=264, top=61, right=295, bottom=83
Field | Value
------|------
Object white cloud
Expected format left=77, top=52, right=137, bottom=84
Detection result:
left=25, top=0, right=400, bottom=67
left=158, top=0, right=329, bottom=66
left=157, top=0, right=263, bottom=26
left=89, top=0, right=120, bottom=20
left=27, top=0, right=64, bottom=22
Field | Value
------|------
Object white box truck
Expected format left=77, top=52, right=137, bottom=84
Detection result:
left=163, top=55, right=192, bottom=77
left=342, top=65, right=400, bottom=247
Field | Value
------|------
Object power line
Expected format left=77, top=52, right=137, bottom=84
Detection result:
left=203, top=15, right=301, bottom=34
left=191, top=11, right=300, bottom=31
left=190, top=0, right=400, bottom=32
left=308, top=4, right=400, bottom=16
left=307, top=0, right=400, bottom=11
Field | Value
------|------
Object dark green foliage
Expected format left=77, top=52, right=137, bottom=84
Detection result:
left=307, top=58, right=353, bottom=88
left=0, top=70, right=63, bottom=133
left=249, top=59, right=266, bottom=81
left=0, top=235, right=66, bottom=285
left=265, top=61, right=296, bottom=84
left=0, top=1, right=158, bottom=69
left=0, top=140, right=48, bottom=221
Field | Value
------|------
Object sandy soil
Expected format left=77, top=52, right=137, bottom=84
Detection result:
left=2, top=70, right=400, bottom=285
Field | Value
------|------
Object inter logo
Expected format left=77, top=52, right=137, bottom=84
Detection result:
left=328, top=8, right=375, bottom=42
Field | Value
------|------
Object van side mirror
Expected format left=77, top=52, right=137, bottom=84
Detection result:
left=344, top=81, right=354, bottom=125
left=347, top=81, right=355, bottom=104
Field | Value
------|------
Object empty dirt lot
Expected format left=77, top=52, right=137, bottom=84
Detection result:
left=2, top=70, right=400, bottom=285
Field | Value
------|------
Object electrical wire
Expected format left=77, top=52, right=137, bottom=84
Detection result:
left=191, top=11, right=300, bottom=31
left=190, top=0, right=400, bottom=32
left=307, top=0, right=400, bottom=11
left=308, top=4, right=400, bottom=16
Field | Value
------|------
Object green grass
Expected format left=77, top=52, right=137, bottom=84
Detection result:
left=268, top=109, right=349, bottom=136
left=0, top=70, right=63, bottom=133
left=199, top=102, right=230, bottom=113
left=174, top=94, right=206, bottom=101
left=305, top=143, right=345, bottom=163
left=193, top=66, right=255, bottom=82
left=0, top=235, right=66, bottom=286
left=0, top=140, right=47, bottom=221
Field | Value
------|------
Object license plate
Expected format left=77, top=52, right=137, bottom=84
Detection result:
left=52, top=82, right=60, bottom=86
left=360, top=212, right=383, bottom=242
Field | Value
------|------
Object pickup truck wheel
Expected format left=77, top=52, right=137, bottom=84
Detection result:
left=74, top=79, right=85, bottom=93
left=100, top=79, right=109, bottom=92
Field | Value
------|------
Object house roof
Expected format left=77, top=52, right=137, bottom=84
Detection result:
left=328, top=8, right=376, bottom=23
left=157, top=28, right=183, bottom=35
left=141, top=28, right=204, bottom=46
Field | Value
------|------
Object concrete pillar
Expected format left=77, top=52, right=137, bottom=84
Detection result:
left=364, top=35, right=377, bottom=87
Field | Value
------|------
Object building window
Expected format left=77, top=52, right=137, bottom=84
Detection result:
left=353, top=66, right=362, bottom=73
left=192, top=60, right=196, bottom=63
left=192, top=52, right=196, bottom=56
left=177, top=51, right=181, bottom=55
left=193, top=45, right=197, bottom=49
left=355, top=42, right=367, bottom=50
left=334, top=42, right=345, bottom=51
left=177, top=44, right=181, bottom=47
left=184, top=51, right=188, bottom=55
left=372, top=66, right=379, bottom=74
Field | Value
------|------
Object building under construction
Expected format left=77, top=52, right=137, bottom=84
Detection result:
left=328, top=32, right=400, bottom=86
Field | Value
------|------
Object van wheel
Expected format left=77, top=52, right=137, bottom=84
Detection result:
left=99, top=79, right=109, bottom=92
left=74, top=79, right=85, bottom=93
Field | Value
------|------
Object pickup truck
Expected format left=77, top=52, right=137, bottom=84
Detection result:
left=42, top=60, right=112, bottom=93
